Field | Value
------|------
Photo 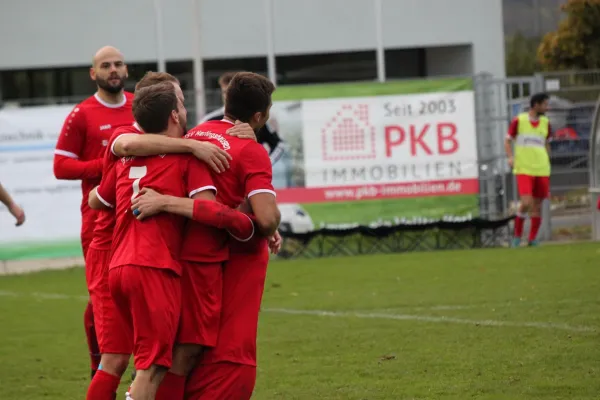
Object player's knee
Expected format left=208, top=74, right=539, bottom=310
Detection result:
left=520, top=197, right=533, bottom=210
left=101, top=353, right=129, bottom=376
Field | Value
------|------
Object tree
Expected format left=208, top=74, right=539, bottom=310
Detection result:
left=537, top=0, right=600, bottom=70
left=505, top=32, right=540, bottom=76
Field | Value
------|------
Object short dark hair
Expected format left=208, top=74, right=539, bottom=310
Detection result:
left=218, top=71, right=239, bottom=87
left=133, top=81, right=178, bottom=133
left=136, top=71, right=179, bottom=91
left=224, top=72, right=275, bottom=122
left=530, top=92, right=549, bottom=108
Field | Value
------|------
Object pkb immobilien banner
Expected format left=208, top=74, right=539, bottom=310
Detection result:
left=268, top=78, right=479, bottom=231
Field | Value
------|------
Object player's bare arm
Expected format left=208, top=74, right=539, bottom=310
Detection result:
left=248, top=193, right=281, bottom=237
left=131, top=188, right=254, bottom=240
left=88, top=186, right=111, bottom=210
left=238, top=198, right=281, bottom=250
left=0, top=183, right=25, bottom=226
left=504, top=136, right=514, bottom=168
left=113, top=134, right=232, bottom=173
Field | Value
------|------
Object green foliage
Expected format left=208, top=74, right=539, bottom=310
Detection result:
left=538, top=0, right=600, bottom=70
left=505, top=32, right=541, bottom=76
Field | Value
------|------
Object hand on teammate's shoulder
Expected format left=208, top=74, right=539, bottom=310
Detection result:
left=227, top=121, right=257, bottom=142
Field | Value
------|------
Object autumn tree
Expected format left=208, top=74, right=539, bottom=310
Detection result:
left=538, top=0, right=600, bottom=70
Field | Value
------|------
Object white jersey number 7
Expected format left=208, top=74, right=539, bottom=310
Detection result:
left=129, top=166, right=147, bottom=201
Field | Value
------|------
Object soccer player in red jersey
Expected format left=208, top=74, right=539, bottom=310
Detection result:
left=135, top=72, right=281, bottom=400
left=86, top=72, right=255, bottom=400
left=186, top=72, right=281, bottom=400
left=53, top=46, right=134, bottom=378
left=92, top=81, right=256, bottom=400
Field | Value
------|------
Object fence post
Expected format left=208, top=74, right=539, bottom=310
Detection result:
left=589, top=91, right=600, bottom=241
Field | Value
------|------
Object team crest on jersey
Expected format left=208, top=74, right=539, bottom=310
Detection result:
left=185, top=131, right=230, bottom=150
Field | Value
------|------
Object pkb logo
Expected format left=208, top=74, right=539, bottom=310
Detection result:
left=320, top=104, right=376, bottom=161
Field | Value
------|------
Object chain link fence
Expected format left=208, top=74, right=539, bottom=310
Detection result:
left=537, top=71, right=600, bottom=240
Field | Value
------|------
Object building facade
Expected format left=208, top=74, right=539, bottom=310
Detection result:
left=0, top=0, right=505, bottom=115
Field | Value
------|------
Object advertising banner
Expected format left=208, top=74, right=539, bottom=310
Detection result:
left=269, top=78, right=479, bottom=231
left=0, top=105, right=82, bottom=260
left=0, top=77, right=478, bottom=259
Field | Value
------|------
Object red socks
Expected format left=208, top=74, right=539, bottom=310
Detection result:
left=514, top=215, right=525, bottom=238
left=84, top=302, right=101, bottom=374
left=156, top=372, right=186, bottom=400
left=514, top=214, right=542, bottom=243
left=529, top=216, right=541, bottom=242
left=86, top=370, right=120, bottom=400
left=193, top=199, right=255, bottom=241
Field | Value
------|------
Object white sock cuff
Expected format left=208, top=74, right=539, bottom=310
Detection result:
left=517, top=212, right=528, bottom=218
left=126, top=393, right=134, bottom=400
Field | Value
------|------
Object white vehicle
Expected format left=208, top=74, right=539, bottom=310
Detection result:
left=278, top=203, right=315, bottom=234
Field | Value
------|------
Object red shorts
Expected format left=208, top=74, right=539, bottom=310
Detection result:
left=86, top=248, right=132, bottom=354
left=200, top=241, right=270, bottom=367
left=109, top=265, right=181, bottom=370
left=184, top=362, right=256, bottom=400
left=516, top=174, right=550, bottom=199
left=177, top=261, right=223, bottom=347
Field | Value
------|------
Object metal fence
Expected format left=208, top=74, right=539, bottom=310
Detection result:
left=5, top=71, right=599, bottom=242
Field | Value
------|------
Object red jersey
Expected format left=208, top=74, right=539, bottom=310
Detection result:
left=54, top=92, right=134, bottom=253
left=91, top=124, right=142, bottom=251
left=180, top=120, right=275, bottom=263
left=507, top=115, right=552, bottom=141
left=103, top=152, right=216, bottom=275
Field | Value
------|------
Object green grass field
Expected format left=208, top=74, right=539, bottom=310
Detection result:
left=303, top=195, right=479, bottom=225
left=1, top=243, right=600, bottom=399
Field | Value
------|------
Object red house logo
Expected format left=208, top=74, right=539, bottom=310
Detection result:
left=321, top=104, right=376, bottom=161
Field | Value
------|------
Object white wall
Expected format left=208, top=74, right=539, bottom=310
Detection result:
left=0, top=0, right=505, bottom=77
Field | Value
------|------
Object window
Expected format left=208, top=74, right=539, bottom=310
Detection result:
left=203, top=57, right=268, bottom=111
left=384, top=48, right=426, bottom=79
left=276, top=51, right=377, bottom=85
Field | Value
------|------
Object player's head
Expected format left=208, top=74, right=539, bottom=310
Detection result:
left=218, top=72, right=239, bottom=103
left=136, top=71, right=180, bottom=90
left=135, top=72, right=187, bottom=136
left=133, top=81, right=186, bottom=138
left=530, top=93, right=550, bottom=116
left=90, top=46, right=128, bottom=94
left=224, top=72, right=275, bottom=130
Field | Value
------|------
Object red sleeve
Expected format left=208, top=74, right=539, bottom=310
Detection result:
left=239, top=142, right=275, bottom=199
left=192, top=200, right=255, bottom=241
left=185, top=157, right=217, bottom=197
left=507, top=117, right=519, bottom=139
left=96, top=162, right=117, bottom=207
left=53, top=107, right=103, bottom=180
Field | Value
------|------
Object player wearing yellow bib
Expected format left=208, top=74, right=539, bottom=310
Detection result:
left=505, top=93, right=552, bottom=247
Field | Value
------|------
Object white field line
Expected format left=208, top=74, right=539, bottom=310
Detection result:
left=0, top=290, right=595, bottom=333
left=262, top=308, right=597, bottom=333
left=0, top=290, right=88, bottom=301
